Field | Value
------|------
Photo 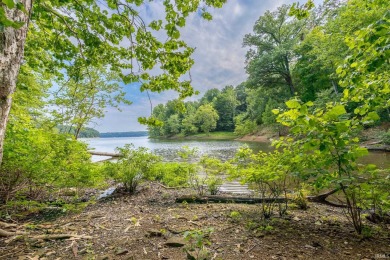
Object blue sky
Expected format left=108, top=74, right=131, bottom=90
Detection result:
left=91, top=0, right=322, bottom=132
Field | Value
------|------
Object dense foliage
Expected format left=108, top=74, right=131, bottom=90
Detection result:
left=151, top=0, right=389, bottom=139
left=148, top=86, right=243, bottom=137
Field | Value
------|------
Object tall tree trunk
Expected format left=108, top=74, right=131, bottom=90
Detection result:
left=331, top=79, right=339, bottom=95
left=285, top=74, right=295, bottom=96
left=283, top=55, right=295, bottom=96
left=0, top=1, right=33, bottom=165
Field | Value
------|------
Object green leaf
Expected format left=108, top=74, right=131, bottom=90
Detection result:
left=285, top=100, right=300, bottom=109
left=327, top=105, right=346, bottom=117
left=366, top=111, right=380, bottom=122
left=2, top=0, right=15, bottom=8
left=272, top=109, right=280, bottom=115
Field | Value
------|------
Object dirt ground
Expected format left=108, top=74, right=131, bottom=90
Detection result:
left=1, top=182, right=390, bottom=260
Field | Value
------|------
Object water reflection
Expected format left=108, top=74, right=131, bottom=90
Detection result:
left=82, top=136, right=273, bottom=162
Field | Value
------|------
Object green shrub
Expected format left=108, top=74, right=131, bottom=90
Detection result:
left=148, top=162, right=190, bottom=187
left=380, top=130, right=390, bottom=145
left=105, top=145, right=161, bottom=193
left=293, top=184, right=310, bottom=210
left=0, top=125, right=103, bottom=204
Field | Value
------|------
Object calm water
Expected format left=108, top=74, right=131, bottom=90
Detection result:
left=82, top=136, right=389, bottom=194
left=81, top=136, right=273, bottom=162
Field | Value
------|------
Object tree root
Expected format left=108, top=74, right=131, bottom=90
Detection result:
left=30, top=234, right=93, bottom=241
left=0, top=228, right=24, bottom=237
left=3, top=233, right=93, bottom=244
left=0, top=221, right=25, bottom=237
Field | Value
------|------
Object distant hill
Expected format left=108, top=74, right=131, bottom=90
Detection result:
left=99, top=131, right=148, bottom=138
left=57, top=125, right=100, bottom=138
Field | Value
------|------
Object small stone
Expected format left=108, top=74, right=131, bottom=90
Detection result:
left=293, top=216, right=301, bottom=221
left=115, top=249, right=129, bottom=256
left=304, top=244, right=316, bottom=250
left=165, top=237, right=187, bottom=247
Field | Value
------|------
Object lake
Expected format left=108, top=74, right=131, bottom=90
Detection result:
left=81, top=136, right=273, bottom=162
left=82, top=136, right=389, bottom=168
left=82, top=136, right=389, bottom=194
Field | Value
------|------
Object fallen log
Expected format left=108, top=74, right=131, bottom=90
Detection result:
left=88, top=151, right=122, bottom=157
left=307, top=188, right=346, bottom=208
left=363, top=145, right=390, bottom=152
left=175, top=188, right=348, bottom=208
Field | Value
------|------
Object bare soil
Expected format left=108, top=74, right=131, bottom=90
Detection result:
left=1, top=182, right=389, bottom=260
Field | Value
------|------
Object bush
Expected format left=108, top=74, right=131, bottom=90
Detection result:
left=380, top=130, right=390, bottom=145
left=0, top=125, right=103, bottom=204
left=105, top=145, right=161, bottom=193
left=148, top=162, right=190, bottom=187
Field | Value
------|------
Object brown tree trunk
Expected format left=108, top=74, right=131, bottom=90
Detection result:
left=0, top=1, right=33, bottom=165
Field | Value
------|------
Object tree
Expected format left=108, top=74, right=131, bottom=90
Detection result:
left=51, top=67, right=131, bottom=139
left=0, top=0, right=227, bottom=164
left=213, top=86, right=237, bottom=131
left=166, top=114, right=181, bottom=136
left=200, top=88, right=220, bottom=105
left=244, top=4, right=306, bottom=96
left=194, top=104, right=219, bottom=134
left=293, top=0, right=388, bottom=102
left=181, top=101, right=199, bottom=136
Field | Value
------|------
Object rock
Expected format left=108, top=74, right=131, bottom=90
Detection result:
left=304, top=244, right=316, bottom=250
left=98, top=255, right=111, bottom=260
left=165, top=237, right=187, bottom=247
left=115, top=248, right=129, bottom=256
left=293, top=216, right=301, bottom=221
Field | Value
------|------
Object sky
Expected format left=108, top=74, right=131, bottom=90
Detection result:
left=92, top=0, right=321, bottom=132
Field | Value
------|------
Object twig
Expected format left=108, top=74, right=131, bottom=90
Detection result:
left=245, top=239, right=260, bottom=254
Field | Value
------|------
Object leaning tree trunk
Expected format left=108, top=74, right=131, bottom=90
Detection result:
left=0, top=1, right=33, bottom=165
